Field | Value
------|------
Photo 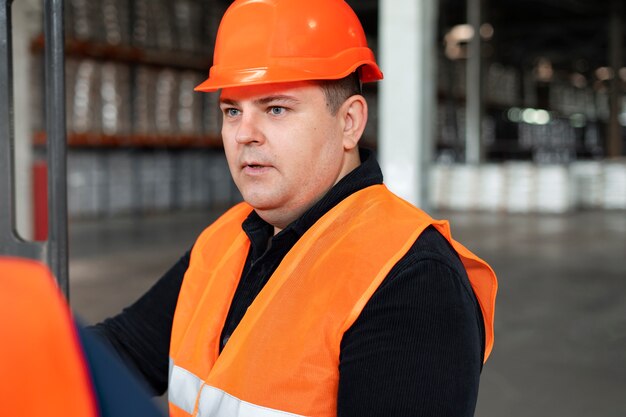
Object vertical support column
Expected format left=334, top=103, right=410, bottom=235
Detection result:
left=44, top=0, right=68, bottom=297
left=379, top=0, right=438, bottom=208
left=0, top=0, right=16, bottom=247
left=0, top=0, right=44, bottom=262
left=465, top=0, right=483, bottom=164
left=1, top=0, right=67, bottom=298
left=13, top=0, right=42, bottom=240
left=608, top=0, right=623, bottom=157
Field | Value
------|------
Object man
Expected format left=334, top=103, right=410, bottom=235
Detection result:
left=93, top=1, right=497, bottom=416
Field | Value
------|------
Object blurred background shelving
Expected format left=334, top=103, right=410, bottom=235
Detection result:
left=22, top=0, right=624, bottom=221
left=28, top=0, right=236, bottom=220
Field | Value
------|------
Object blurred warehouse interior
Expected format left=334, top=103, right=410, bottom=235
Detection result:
left=7, top=0, right=625, bottom=238
left=3, top=1, right=625, bottom=416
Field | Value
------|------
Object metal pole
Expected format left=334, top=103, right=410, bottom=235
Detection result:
left=608, top=0, right=623, bottom=157
left=0, top=0, right=16, bottom=248
left=43, top=0, right=68, bottom=297
left=465, top=0, right=483, bottom=164
left=0, top=0, right=46, bottom=257
left=0, top=0, right=68, bottom=298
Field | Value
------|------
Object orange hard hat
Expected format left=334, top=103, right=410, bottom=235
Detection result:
left=194, top=0, right=383, bottom=92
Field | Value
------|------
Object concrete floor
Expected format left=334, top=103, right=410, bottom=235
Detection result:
left=68, top=208, right=626, bottom=417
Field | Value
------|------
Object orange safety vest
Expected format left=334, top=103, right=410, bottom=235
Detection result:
left=0, top=257, right=99, bottom=417
left=169, top=185, right=497, bottom=417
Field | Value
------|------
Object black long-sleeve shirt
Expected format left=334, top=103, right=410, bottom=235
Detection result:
left=92, top=149, right=485, bottom=417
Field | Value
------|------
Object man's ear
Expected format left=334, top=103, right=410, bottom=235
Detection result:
left=340, top=95, right=368, bottom=151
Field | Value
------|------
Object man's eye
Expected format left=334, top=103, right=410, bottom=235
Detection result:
left=269, top=107, right=285, bottom=116
left=225, top=108, right=240, bottom=117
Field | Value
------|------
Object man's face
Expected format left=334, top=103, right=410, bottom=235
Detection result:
left=219, top=81, right=349, bottom=231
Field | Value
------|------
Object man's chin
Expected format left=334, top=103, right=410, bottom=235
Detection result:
left=242, top=195, right=279, bottom=212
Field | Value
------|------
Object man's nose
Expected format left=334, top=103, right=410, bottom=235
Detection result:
left=235, top=112, right=264, bottom=145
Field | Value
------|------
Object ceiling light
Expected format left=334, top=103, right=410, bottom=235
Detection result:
left=535, top=58, right=553, bottom=82
left=507, top=107, right=522, bottom=122
left=479, top=23, right=494, bottom=40
left=534, top=110, right=551, bottom=125
left=595, top=67, right=613, bottom=81
left=520, top=108, right=551, bottom=125
left=448, top=24, right=474, bottom=43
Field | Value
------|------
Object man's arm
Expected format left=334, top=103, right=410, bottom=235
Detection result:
left=89, top=250, right=191, bottom=395
left=338, top=227, right=485, bottom=417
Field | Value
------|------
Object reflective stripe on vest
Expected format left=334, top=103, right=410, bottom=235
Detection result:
left=169, top=358, right=204, bottom=414
left=169, top=185, right=497, bottom=417
left=169, top=358, right=305, bottom=417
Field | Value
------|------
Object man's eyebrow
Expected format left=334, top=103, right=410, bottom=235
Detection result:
left=255, top=95, right=300, bottom=105
left=219, top=98, right=237, bottom=106
left=219, top=95, right=300, bottom=106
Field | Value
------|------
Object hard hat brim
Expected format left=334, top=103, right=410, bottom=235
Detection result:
left=194, top=50, right=383, bottom=93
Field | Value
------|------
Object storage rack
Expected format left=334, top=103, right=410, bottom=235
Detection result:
left=30, top=0, right=241, bottom=219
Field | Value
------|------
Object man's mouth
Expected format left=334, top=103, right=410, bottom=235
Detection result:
left=241, top=161, right=272, bottom=174
left=242, top=160, right=270, bottom=168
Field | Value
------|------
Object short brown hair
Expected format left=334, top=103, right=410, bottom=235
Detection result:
left=317, top=72, right=362, bottom=115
